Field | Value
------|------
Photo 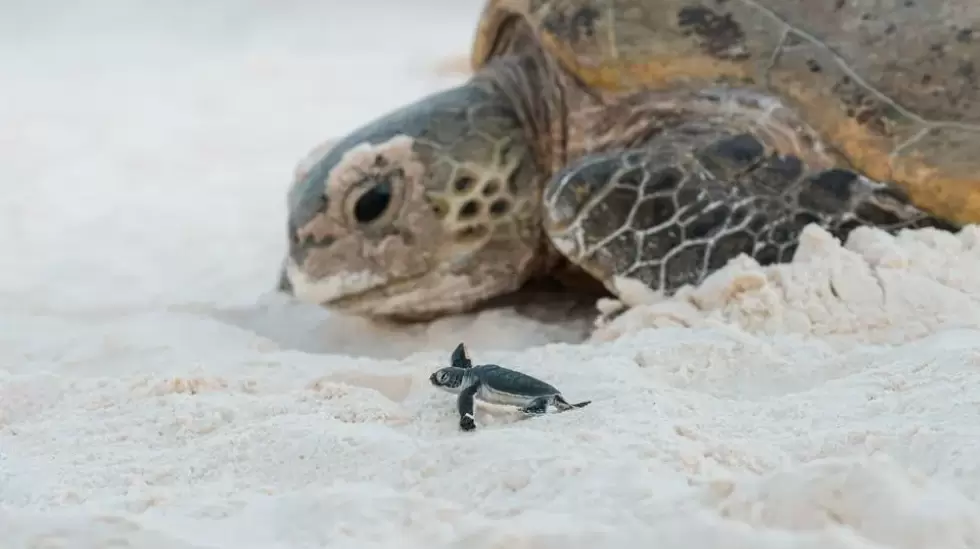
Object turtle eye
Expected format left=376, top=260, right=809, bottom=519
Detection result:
left=353, top=179, right=392, bottom=224
left=438, top=371, right=449, bottom=383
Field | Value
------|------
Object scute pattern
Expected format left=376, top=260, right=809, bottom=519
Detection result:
left=415, top=90, right=542, bottom=250
left=544, top=129, right=955, bottom=295
left=759, top=0, right=980, bottom=123
left=476, top=0, right=980, bottom=226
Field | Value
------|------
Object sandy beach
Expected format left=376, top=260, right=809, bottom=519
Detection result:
left=4, top=2, right=980, bottom=548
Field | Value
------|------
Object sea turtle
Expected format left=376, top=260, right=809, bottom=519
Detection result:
left=280, top=0, right=980, bottom=322
left=429, top=343, right=591, bottom=431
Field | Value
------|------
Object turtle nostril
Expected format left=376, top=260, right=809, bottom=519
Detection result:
left=288, top=226, right=335, bottom=266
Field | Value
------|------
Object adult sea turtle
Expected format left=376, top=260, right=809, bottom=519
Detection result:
left=281, top=0, right=980, bottom=321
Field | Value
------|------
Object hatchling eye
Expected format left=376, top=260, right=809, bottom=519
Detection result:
left=438, top=371, right=449, bottom=383
left=353, top=179, right=392, bottom=224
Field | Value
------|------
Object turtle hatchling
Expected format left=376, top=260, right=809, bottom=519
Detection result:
left=281, top=0, right=978, bottom=323
left=429, top=343, right=590, bottom=431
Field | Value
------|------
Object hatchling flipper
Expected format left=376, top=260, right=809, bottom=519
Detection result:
left=543, top=129, right=956, bottom=296
left=519, top=394, right=591, bottom=415
left=450, top=342, right=473, bottom=369
left=552, top=394, right=591, bottom=412
left=457, top=380, right=481, bottom=431
left=519, top=396, right=550, bottom=415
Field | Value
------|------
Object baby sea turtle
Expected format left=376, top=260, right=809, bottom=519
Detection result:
left=282, top=0, right=977, bottom=323
left=429, top=343, right=591, bottom=431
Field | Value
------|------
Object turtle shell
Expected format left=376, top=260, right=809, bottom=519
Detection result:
left=471, top=0, right=980, bottom=225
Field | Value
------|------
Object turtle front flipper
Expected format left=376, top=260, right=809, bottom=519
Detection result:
left=543, top=129, right=958, bottom=299
left=450, top=342, right=473, bottom=369
left=457, top=380, right=482, bottom=431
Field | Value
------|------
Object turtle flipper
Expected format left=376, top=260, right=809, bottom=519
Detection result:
left=543, top=130, right=957, bottom=297
left=519, top=396, right=550, bottom=415
left=552, top=394, right=590, bottom=412
left=520, top=394, right=589, bottom=415
left=450, top=342, right=473, bottom=369
left=456, top=380, right=482, bottom=431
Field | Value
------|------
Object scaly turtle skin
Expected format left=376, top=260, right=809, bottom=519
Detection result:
left=280, top=0, right=979, bottom=322
left=429, top=343, right=591, bottom=431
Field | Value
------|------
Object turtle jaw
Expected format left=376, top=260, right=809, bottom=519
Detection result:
left=284, top=257, right=497, bottom=321
left=282, top=258, right=419, bottom=313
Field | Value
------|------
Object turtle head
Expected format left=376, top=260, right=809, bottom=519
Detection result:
left=429, top=366, right=468, bottom=392
left=281, top=80, right=544, bottom=321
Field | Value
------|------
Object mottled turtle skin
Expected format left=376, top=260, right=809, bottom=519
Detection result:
left=429, top=343, right=591, bottom=431
left=280, top=0, right=979, bottom=322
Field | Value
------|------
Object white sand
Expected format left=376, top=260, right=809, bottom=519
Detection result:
left=4, top=2, right=980, bottom=548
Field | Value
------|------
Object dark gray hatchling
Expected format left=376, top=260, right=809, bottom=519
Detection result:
left=429, top=342, right=591, bottom=431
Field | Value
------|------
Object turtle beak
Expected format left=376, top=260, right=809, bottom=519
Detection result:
left=429, top=373, right=438, bottom=385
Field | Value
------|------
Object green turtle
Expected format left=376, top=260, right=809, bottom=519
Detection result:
left=280, top=0, right=980, bottom=322
left=429, top=342, right=591, bottom=431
